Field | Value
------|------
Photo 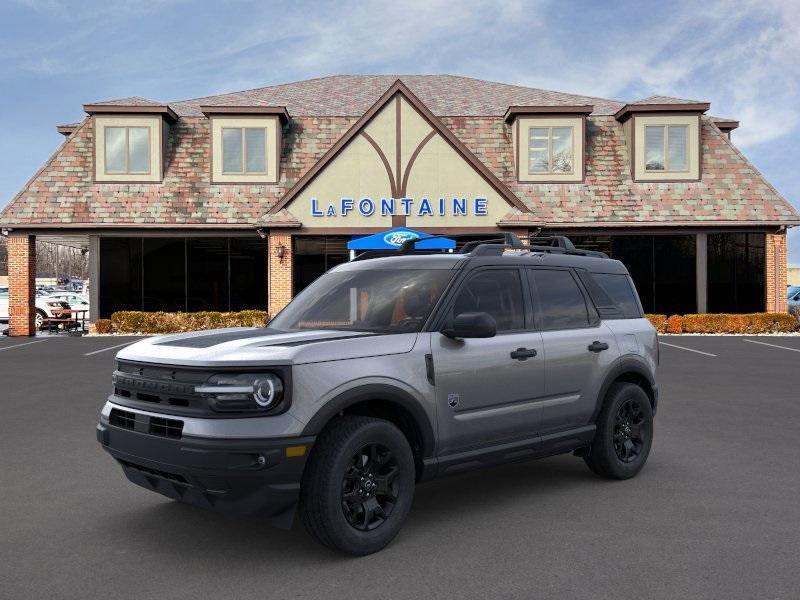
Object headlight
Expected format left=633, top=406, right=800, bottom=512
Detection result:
left=195, top=373, right=284, bottom=413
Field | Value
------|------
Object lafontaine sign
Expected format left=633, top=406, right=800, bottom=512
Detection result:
left=310, top=196, right=489, bottom=218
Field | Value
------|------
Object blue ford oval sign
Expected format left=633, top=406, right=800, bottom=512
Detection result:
left=384, top=231, right=419, bottom=247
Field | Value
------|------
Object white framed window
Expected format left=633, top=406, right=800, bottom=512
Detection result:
left=644, top=124, right=689, bottom=172
left=210, top=116, right=279, bottom=184
left=517, top=117, right=583, bottom=183
left=221, top=127, right=268, bottom=174
left=528, top=126, right=574, bottom=175
left=104, top=126, right=151, bottom=175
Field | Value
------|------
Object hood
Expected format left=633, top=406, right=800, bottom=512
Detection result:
left=116, top=327, right=418, bottom=367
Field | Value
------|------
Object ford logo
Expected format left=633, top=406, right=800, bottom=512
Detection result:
left=383, top=231, right=419, bottom=247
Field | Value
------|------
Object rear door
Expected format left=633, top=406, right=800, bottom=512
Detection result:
left=431, top=267, right=545, bottom=454
left=528, top=268, right=619, bottom=434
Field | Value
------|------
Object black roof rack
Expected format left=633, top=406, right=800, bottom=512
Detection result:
left=350, top=233, right=608, bottom=261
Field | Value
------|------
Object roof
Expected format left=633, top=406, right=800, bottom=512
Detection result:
left=630, top=95, right=706, bottom=105
left=86, top=96, right=164, bottom=107
left=1, top=75, right=796, bottom=229
left=168, top=74, right=626, bottom=117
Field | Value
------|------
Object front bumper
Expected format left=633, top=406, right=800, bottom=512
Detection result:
left=97, top=417, right=314, bottom=528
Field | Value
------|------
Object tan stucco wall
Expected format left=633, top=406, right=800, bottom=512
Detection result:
left=210, top=116, right=279, bottom=183
left=284, top=95, right=511, bottom=228
left=517, top=116, right=584, bottom=183
left=94, top=116, right=163, bottom=182
left=633, top=114, right=700, bottom=181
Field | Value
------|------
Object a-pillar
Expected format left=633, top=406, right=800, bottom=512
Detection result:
left=8, top=233, right=36, bottom=336
left=268, top=231, right=294, bottom=317
left=765, top=232, right=788, bottom=312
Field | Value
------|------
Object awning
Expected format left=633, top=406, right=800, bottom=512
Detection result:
left=347, top=227, right=455, bottom=251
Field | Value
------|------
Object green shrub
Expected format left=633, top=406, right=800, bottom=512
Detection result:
left=111, top=310, right=269, bottom=334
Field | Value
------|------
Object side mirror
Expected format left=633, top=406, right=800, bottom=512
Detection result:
left=442, top=312, right=497, bottom=339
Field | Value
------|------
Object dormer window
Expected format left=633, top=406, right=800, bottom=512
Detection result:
left=644, top=124, right=688, bottom=172
left=615, top=99, right=707, bottom=182
left=105, top=126, right=151, bottom=174
left=84, top=101, right=175, bottom=183
left=201, top=106, right=289, bottom=184
left=505, top=106, right=591, bottom=184
left=222, top=127, right=268, bottom=174
left=92, top=116, right=165, bottom=182
left=528, top=126, right=574, bottom=174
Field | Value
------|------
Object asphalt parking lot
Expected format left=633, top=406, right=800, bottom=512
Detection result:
left=2, top=334, right=799, bottom=600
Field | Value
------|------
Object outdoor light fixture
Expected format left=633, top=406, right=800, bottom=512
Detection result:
left=275, top=243, right=286, bottom=263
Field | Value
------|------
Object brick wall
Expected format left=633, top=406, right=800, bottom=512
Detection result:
left=8, top=234, right=36, bottom=336
left=268, top=232, right=294, bottom=317
left=765, top=232, right=788, bottom=313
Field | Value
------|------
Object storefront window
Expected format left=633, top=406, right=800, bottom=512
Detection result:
left=707, top=233, right=764, bottom=313
left=98, top=237, right=267, bottom=317
left=293, top=236, right=349, bottom=295
left=99, top=238, right=142, bottom=316
left=569, top=234, right=696, bottom=315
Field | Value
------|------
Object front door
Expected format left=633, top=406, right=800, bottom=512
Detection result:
left=431, top=268, right=545, bottom=455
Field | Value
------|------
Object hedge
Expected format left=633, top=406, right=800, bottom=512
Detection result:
left=110, top=310, right=269, bottom=334
left=646, top=312, right=797, bottom=334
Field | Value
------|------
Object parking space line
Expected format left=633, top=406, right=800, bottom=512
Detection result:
left=742, top=338, right=800, bottom=353
left=0, top=339, right=49, bottom=352
left=84, top=341, right=137, bottom=356
left=658, top=341, right=717, bottom=357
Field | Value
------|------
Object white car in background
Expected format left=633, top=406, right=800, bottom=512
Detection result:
left=0, top=287, right=73, bottom=329
left=45, top=292, right=90, bottom=320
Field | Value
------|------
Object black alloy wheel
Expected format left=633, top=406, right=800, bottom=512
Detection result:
left=613, top=399, right=646, bottom=463
left=299, top=415, right=415, bottom=555
left=341, top=443, right=400, bottom=531
left=584, top=382, right=653, bottom=479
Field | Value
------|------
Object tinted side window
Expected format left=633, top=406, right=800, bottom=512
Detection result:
left=594, top=273, right=643, bottom=318
left=530, top=269, right=590, bottom=330
left=450, top=269, right=525, bottom=331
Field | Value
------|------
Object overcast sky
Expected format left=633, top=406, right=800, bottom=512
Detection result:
left=1, top=0, right=798, bottom=260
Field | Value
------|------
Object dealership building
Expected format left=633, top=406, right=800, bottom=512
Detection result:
left=1, top=74, right=797, bottom=335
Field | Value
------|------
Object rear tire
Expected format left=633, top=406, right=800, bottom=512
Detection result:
left=584, top=382, right=653, bottom=479
left=299, top=416, right=415, bottom=555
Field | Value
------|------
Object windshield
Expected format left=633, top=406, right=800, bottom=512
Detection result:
left=270, top=269, right=454, bottom=333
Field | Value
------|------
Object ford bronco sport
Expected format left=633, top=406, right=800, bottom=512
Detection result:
left=97, top=234, right=658, bottom=555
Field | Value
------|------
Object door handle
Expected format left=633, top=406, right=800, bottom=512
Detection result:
left=588, top=341, right=609, bottom=353
left=510, top=347, right=538, bottom=361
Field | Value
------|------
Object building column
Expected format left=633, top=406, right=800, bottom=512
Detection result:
left=696, top=233, right=707, bottom=313
left=88, top=235, right=99, bottom=322
left=765, top=232, right=788, bottom=312
left=268, top=231, right=294, bottom=317
left=8, top=234, right=36, bottom=336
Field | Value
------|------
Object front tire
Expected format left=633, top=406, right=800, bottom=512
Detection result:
left=299, top=416, right=415, bottom=555
left=35, top=309, right=46, bottom=330
left=584, top=382, right=653, bottom=479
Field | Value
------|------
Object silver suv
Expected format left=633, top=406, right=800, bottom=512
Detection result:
left=97, top=235, right=658, bottom=555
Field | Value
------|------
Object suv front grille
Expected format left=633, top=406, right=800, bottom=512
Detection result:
left=149, top=417, right=183, bottom=439
left=109, top=408, right=136, bottom=430
left=107, top=407, right=184, bottom=440
left=112, top=362, right=211, bottom=416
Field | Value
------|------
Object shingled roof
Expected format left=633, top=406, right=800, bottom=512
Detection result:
left=168, top=74, right=626, bottom=117
left=1, top=75, right=797, bottom=229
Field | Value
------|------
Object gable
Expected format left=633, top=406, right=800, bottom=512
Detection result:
left=274, top=83, right=528, bottom=228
